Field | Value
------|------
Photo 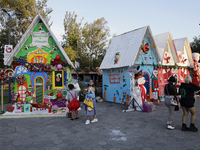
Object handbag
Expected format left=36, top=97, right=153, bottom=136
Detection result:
left=166, top=84, right=178, bottom=106
left=174, top=105, right=179, bottom=111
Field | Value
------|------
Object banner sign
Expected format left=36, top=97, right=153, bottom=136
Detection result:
left=4, top=45, right=13, bottom=65
left=30, top=31, right=50, bottom=48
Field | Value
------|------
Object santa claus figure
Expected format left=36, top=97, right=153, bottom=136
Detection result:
left=25, top=85, right=33, bottom=103
left=151, top=69, right=159, bottom=101
left=192, top=53, right=200, bottom=86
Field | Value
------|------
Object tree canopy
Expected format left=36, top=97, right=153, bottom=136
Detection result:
left=190, top=36, right=200, bottom=53
left=0, top=0, right=52, bottom=68
left=62, top=11, right=110, bottom=72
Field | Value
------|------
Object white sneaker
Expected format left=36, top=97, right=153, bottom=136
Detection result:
left=85, top=120, right=90, bottom=125
left=167, top=124, right=175, bottom=130
left=91, top=118, right=98, bottom=123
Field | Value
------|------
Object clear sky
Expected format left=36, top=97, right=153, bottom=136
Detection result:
left=47, top=0, right=200, bottom=43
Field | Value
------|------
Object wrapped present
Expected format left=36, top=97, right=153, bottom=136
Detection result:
left=23, top=104, right=31, bottom=113
left=143, top=102, right=153, bottom=113
left=15, top=103, right=23, bottom=113
left=7, top=106, right=15, bottom=112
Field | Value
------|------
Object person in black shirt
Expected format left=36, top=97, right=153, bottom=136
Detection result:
left=164, top=76, right=177, bottom=130
left=179, top=76, right=200, bottom=132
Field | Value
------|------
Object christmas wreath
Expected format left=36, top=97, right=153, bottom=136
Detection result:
left=16, top=74, right=26, bottom=84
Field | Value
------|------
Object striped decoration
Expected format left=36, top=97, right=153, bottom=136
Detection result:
left=36, top=77, right=43, bottom=103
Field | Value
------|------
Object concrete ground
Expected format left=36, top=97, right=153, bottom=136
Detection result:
left=1, top=98, right=200, bottom=150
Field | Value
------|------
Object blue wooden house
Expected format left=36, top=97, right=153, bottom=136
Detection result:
left=99, top=26, right=160, bottom=103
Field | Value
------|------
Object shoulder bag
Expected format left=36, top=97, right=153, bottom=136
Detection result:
left=165, top=84, right=178, bottom=106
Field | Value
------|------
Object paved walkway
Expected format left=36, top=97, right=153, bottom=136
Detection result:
left=1, top=98, right=200, bottom=150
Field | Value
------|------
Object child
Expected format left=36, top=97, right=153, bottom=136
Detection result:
left=66, top=84, right=80, bottom=121
left=84, top=80, right=98, bottom=125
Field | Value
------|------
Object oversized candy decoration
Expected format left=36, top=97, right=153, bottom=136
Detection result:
left=57, top=93, right=63, bottom=98
left=57, top=64, right=62, bottom=69
left=55, top=55, right=61, bottom=61
left=25, top=45, right=29, bottom=50
left=53, top=46, right=57, bottom=50
left=51, top=50, right=54, bottom=54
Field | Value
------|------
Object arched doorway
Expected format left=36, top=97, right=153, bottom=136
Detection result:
left=35, top=77, right=44, bottom=103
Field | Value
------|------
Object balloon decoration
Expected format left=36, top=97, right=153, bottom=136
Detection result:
left=57, top=64, right=62, bottom=69
left=55, top=55, right=61, bottom=61
left=57, top=93, right=63, bottom=98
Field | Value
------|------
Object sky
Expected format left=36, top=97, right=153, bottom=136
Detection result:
left=47, top=0, right=200, bottom=43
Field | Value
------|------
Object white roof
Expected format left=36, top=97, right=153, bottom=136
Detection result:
left=173, top=37, right=186, bottom=53
left=100, top=26, right=160, bottom=69
left=154, top=32, right=179, bottom=65
left=174, top=37, right=194, bottom=68
left=5, top=14, right=75, bottom=69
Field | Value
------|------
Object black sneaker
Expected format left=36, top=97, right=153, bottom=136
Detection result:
left=189, top=124, right=198, bottom=132
left=182, top=124, right=189, bottom=131
left=70, top=118, right=74, bottom=121
left=75, top=117, right=79, bottom=120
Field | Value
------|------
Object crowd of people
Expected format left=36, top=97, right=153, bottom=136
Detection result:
left=65, top=76, right=199, bottom=132
left=165, top=76, right=200, bottom=132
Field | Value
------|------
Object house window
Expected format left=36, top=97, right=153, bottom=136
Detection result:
left=40, top=58, right=44, bottom=63
left=109, top=74, right=121, bottom=83
left=34, top=58, right=38, bottom=63
left=18, top=86, right=26, bottom=101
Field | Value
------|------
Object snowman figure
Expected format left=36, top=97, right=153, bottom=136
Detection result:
left=134, top=70, right=146, bottom=111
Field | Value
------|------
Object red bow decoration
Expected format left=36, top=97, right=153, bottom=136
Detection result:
left=181, top=59, right=187, bottom=64
left=164, top=56, right=170, bottom=64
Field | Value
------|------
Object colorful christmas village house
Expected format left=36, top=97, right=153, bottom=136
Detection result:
left=4, top=14, right=75, bottom=114
left=154, top=32, right=179, bottom=98
left=173, top=37, right=194, bottom=84
left=154, top=32, right=193, bottom=99
left=100, top=26, right=160, bottom=104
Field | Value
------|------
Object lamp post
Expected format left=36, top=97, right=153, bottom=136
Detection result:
left=2, top=9, right=12, bottom=103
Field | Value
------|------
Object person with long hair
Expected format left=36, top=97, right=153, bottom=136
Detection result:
left=179, top=76, right=200, bottom=132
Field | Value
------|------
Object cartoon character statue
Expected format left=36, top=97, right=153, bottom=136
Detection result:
left=126, top=66, right=143, bottom=112
left=114, top=52, right=120, bottom=64
left=135, top=70, right=146, bottom=104
left=151, top=69, right=159, bottom=101
left=192, top=53, right=200, bottom=86
left=25, top=85, right=33, bottom=103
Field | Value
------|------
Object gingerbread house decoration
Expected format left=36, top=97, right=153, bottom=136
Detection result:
left=100, top=26, right=160, bottom=103
left=4, top=14, right=75, bottom=115
left=173, top=37, right=194, bottom=83
left=154, top=32, right=179, bottom=97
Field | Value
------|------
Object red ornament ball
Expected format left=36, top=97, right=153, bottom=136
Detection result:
left=55, top=55, right=61, bottom=61
left=57, top=93, right=62, bottom=98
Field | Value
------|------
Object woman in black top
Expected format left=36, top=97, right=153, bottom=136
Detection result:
left=179, top=76, right=200, bottom=132
left=164, top=76, right=177, bottom=130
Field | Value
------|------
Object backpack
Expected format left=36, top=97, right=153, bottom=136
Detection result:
left=68, top=91, right=80, bottom=111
